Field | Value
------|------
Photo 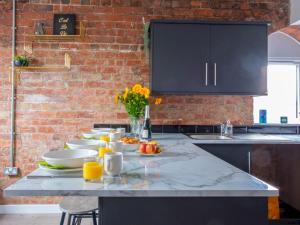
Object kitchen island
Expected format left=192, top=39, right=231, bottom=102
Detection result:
left=5, top=134, right=278, bottom=225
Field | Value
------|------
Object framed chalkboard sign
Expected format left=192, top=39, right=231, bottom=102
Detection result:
left=53, top=14, right=76, bottom=35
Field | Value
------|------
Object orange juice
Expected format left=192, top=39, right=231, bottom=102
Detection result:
left=98, top=146, right=113, bottom=158
left=100, top=135, right=110, bottom=143
left=83, top=162, right=103, bottom=181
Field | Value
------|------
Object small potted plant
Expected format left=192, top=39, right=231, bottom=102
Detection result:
left=14, top=55, right=31, bottom=67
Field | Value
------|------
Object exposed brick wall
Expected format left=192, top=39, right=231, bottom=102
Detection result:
left=0, top=0, right=289, bottom=204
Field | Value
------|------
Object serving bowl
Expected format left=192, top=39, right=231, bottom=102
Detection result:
left=81, top=131, right=110, bottom=139
left=42, top=149, right=98, bottom=168
left=122, top=143, right=139, bottom=152
left=91, top=128, right=115, bottom=133
left=66, top=139, right=106, bottom=150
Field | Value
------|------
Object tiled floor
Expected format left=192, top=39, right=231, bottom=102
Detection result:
left=0, top=214, right=93, bottom=225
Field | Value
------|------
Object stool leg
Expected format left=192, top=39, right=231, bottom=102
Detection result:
left=60, top=212, right=66, bottom=225
left=71, top=215, right=77, bottom=225
left=92, top=211, right=97, bottom=225
left=67, top=214, right=72, bottom=225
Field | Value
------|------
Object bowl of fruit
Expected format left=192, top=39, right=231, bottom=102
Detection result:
left=120, top=137, right=140, bottom=152
left=139, top=141, right=162, bottom=156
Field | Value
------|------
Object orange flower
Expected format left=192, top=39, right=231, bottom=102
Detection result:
left=114, top=94, right=119, bottom=104
left=155, top=97, right=162, bottom=105
left=123, top=87, right=129, bottom=100
left=139, top=87, right=150, bottom=98
left=132, top=84, right=142, bottom=93
left=144, top=87, right=150, bottom=98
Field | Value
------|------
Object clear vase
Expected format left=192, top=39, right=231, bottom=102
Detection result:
left=129, top=116, right=142, bottom=138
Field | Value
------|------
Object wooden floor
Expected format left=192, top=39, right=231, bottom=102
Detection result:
left=0, top=214, right=92, bottom=225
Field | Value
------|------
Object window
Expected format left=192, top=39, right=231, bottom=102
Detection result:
left=253, top=64, right=299, bottom=124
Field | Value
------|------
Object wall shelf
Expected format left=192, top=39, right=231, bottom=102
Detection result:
left=14, top=53, right=71, bottom=73
left=24, top=22, right=85, bottom=53
left=31, top=22, right=85, bottom=42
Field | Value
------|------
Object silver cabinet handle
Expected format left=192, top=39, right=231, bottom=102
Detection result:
left=248, top=151, right=251, bottom=174
left=214, top=63, right=217, bottom=86
left=205, top=62, right=208, bottom=86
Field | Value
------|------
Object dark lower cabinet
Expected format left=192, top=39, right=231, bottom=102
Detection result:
left=100, top=197, right=268, bottom=225
left=251, top=145, right=279, bottom=187
left=196, top=144, right=251, bottom=173
left=252, top=145, right=300, bottom=213
left=197, top=143, right=300, bottom=224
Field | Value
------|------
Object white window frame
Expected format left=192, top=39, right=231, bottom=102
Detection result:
left=254, top=62, right=300, bottom=124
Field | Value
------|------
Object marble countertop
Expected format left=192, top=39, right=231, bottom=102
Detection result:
left=5, top=134, right=279, bottom=197
left=187, top=133, right=300, bottom=144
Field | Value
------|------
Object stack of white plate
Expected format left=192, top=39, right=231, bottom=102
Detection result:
left=66, top=139, right=106, bottom=150
left=40, top=149, right=98, bottom=174
left=91, top=128, right=115, bottom=133
left=81, top=131, right=110, bottom=139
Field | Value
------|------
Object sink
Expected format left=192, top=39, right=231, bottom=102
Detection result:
left=188, top=134, right=290, bottom=141
left=189, top=134, right=232, bottom=140
left=232, top=134, right=290, bottom=141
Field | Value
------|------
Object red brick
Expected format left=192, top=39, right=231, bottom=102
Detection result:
left=38, top=126, right=55, bottom=133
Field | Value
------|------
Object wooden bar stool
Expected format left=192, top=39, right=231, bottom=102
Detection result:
left=59, top=197, right=98, bottom=225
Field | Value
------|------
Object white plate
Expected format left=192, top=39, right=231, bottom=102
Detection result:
left=42, top=149, right=98, bottom=168
left=81, top=131, right=110, bottom=139
left=138, top=151, right=162, bottom=157
left=91, top=128, right=115, bottom=133
left=39, top=164, right=83, bottom=175
left=122, top=143, right=139, bottom=152
left=66, top=139, right=106, bottom=150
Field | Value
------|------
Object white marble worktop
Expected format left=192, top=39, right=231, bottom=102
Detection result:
left=4, top=134, right=279, bottom=197
left=187, top=133, right=300, bottom=144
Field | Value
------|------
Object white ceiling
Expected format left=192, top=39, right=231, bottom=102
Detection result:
left=268, top=0, right=300, bottom=61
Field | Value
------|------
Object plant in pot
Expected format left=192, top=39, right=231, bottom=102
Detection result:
left=115, top=84, right=162, bottom=137
left=14, top=55, right=31, bottom=67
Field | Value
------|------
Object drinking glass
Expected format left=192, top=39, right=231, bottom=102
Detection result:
left=98, top=143, right=113, bottom=158
left=83, top=158, right=103, bottom=182
left=100, top=135, right=110, bottom=143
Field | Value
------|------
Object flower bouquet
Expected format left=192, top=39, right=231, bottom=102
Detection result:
left=115, top=84, right=162, bottom=136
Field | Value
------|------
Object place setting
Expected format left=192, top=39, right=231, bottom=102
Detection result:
left=31, top=124, right=163, bottom=180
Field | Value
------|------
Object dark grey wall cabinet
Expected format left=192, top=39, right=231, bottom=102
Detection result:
left=150, top=20, right=268, bottom=95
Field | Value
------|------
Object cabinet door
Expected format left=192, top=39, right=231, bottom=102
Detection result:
left=210, top=24, right=267, bottom=94
left=197, top=144, right=251, bottom=173
left=151, top=23, right=210, bottom=93
left=250, top=145, right=279, bottom=186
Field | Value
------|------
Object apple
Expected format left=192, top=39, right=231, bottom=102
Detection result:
left=139, top=143, right=147, bottom=153
left=146, top=144, right=154, bottom=154
left=154, top=145, right=160, bottom=153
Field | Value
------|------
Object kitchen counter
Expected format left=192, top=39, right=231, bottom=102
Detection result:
left=4, top=133, right=278, bottom=197
left=187, top=133, right=300, bottom=144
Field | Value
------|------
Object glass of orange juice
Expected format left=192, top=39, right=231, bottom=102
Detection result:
left=100, top=135, right=110, bottom=143
left=83, top=160, right=103, bottom=182
left=98, top=146, right=113, bottom=158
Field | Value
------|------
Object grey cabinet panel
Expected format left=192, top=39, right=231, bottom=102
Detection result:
left=150, top=21, right=268, bottom=95
left=151, top=23, right=210, bottom=93
left=197, top=144, right=251, bottom=172
left=102, top=197, right=268, bottom=225
left=210, top=24, right=268, bottom=94
left=251, top=144, right=300, bottom=212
